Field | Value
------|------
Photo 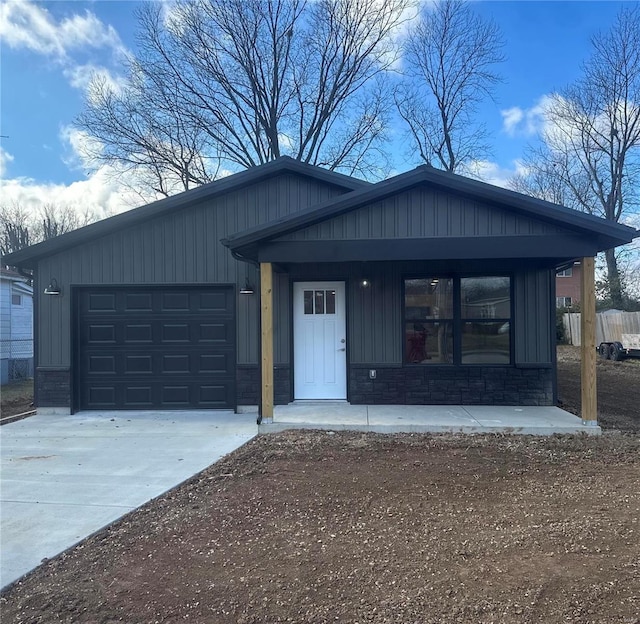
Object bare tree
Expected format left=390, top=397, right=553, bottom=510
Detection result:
left=395, top=0, right=504, bottom=172
left=0, top=204, right=32, bottom=258
left=1, top=203, right=99, bottom=261
left=513, top=6, right=640, bottom=308
left=77, top=0, right=411, bottom=195
left=38, top=204, right=98, bottom=240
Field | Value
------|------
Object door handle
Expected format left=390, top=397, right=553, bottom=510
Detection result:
left=338, top=348, right=346, bottom=351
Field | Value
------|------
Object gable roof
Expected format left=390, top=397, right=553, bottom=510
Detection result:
left=222, top=165, right=638, bottom=255
left=2, top=157, right=369, bottom=268
left=1, top=268, right=28, bottom=282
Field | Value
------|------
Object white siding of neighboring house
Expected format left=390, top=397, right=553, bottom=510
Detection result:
left=1, top=276, right=34, bottom=383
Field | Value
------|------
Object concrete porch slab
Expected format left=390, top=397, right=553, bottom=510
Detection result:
left=260, top=404, right=600, bottom=436
left=274, top=402, right=368, bottom=426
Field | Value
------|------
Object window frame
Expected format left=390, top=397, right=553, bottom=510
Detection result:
left=556, top=296, right=572, bottom=308
left=11, top=294, right=22, bottom=306
left=402, top=274, right=513, bottom=366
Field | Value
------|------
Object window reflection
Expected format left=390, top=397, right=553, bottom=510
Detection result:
left=405, top=322, right=453, bottom=364
left=304, top=290, right=313, bottom=315
left=326, top=290, right=336, bottom=314
left=461, top=322, right=510, bottom=363
left=461, top=277, right=510, bottom=319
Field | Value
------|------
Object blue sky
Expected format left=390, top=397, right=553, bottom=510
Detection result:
left=0, top=0, right=632, bottom=217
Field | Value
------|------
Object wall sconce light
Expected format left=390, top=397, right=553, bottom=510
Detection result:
left=43, top=278, right=62, bottom=296
left=360, top=279, right=371, bottom=289
left=239, top=277, right=255, bottom=295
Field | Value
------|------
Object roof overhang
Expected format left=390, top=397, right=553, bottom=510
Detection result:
left=223, top=166, right=638, bottom=264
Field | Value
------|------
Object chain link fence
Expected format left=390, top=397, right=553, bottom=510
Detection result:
left=1, top=339, right=34, bottom=383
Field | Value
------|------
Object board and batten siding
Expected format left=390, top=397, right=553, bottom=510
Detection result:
left=36, top=173, right=348, bottom=369
left=279, top=187, right=565, bottom=240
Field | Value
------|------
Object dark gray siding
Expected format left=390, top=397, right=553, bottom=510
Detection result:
left=36, top=173, right=348, bottom=368
left=278, top=187, right=565, bottom=241
left=514, top=268, right=553, bottom=364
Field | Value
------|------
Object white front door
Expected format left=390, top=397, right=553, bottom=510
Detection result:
left=293, top=281, right=347, bottom=400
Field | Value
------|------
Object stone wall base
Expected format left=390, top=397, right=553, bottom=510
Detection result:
left=349, top=366, right=554, bottom=406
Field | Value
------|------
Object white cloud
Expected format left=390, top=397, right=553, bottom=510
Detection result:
left=464, top=159, right=528, bottom=189
left=500, top=107, right=524, bottom=136
left=1, top=128, right=157, bottom=220
left=0, top=169, right=141, bottom=220
left=64, top=64, right=125, bottom=96
left=0, top=146, right=14, bottom=177
left=501, top=95, right=554, bottom=138
left=59, top=125, right=103, bottom=171
left=0, top=0, right=126, bottom=61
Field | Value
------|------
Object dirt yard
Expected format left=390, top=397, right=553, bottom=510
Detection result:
left=0, top=380, right=34, bottom=421
left=2, top=432, right=640, bottom=624
left=557, top=345, right=640, bottom=433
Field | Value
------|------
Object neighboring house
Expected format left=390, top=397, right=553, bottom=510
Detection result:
left=0, top=268, right=34, bottom=384
left=556, top=261, right=582, bottom=308
left=2, top=158, right=637, bottom=414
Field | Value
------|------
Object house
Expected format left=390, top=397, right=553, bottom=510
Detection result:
left=1, top=268, right=34, bottom=384
left=2, top=158, right=637, bottom=422
left=556, top=261, right=582, bottom=308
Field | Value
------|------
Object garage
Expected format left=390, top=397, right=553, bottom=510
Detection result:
left=75, top=286, right=236, bottom=411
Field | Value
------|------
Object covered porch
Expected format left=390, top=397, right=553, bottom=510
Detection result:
left=222, top=165, right=638, bottom=432
left=257, top=402, right=599, bottom=435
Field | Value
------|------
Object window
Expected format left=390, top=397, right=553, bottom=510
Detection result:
left=404, top=276, right=511, bottom=365
left=303, top=289, right=335, bottom=315
left=11, top=294, right=22, bottom=306
left=461, top=277, right=511, bottom=364
left=405, top=278, right=453, bottom=363
left=556, top=268, right=572, bottom=277
left=556, top=296, right=572, bottom=308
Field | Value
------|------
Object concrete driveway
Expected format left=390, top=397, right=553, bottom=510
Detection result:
left=0, top=411, right=257, bottom=590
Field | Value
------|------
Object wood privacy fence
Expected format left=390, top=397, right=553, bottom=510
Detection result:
left=563, top=311, right=640, bottom=346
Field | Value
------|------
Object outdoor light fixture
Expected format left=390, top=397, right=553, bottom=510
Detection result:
left=239, top=277, right=255, bottom=295
left=43, top=278, right=62, bottom=296
left=360, top=279, right=371, bottom=288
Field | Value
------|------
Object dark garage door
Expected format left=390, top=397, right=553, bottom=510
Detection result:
left=76, top=286, right=235, bottom=410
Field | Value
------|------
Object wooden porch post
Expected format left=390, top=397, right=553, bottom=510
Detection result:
left=260, top=262, right=274, bottom=423
left=580, top=256, right=597, bottom=426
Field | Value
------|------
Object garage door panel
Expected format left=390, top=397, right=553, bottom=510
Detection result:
left=87, top=386, right=117, bottom=408
left=125, top=292, right=153, bottom=311
left=87, top=293, right=116, bottom=312
left=162, top=292, right=190, bottom=311
left=125, top=386, right=153, bottom=407
left=77, top=286, right=236, bottom=410
left=88, top=355, right=116, bottom=374
left=124, top=354, right=154, bottom=374
left=125, top=324, right=153, bottom=343
left=199, top=291, right=232, bottom=312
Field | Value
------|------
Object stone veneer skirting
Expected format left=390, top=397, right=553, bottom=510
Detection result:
left=36, top=368, right=71, bottom=408
left=237, top=366, right=291, bottom=406
left=349, top=366, right=554, bottom=406
left=36, top=364, right=553, bottom=410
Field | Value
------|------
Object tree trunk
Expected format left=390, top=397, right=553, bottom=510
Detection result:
left=604, top=248, right=624, bottom=308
